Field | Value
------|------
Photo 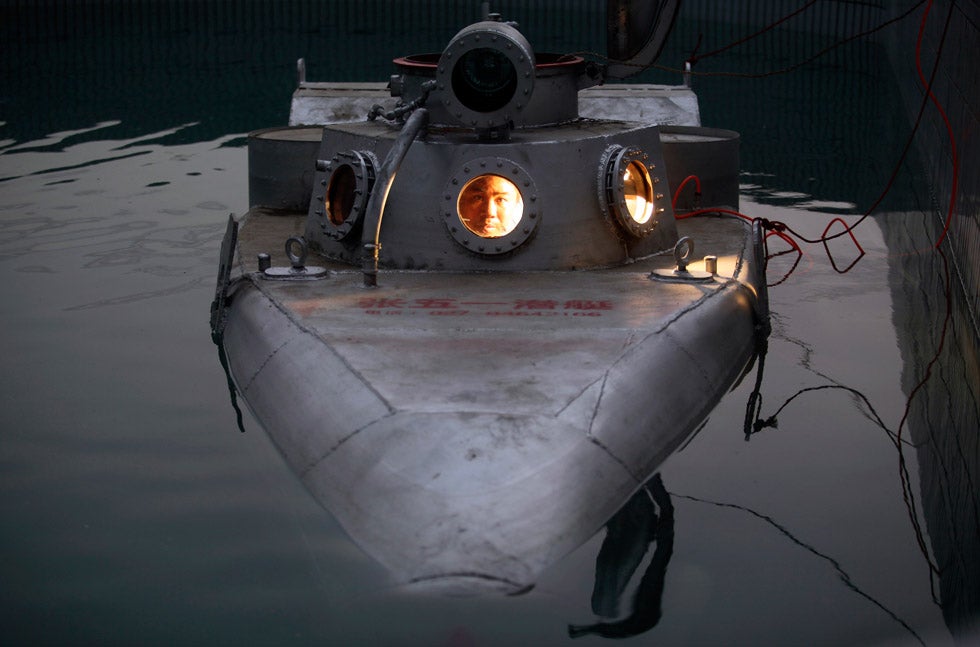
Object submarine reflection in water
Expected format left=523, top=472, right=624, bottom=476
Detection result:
left=569, top=474, right=674, bottom=640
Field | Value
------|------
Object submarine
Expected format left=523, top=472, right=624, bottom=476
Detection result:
left=210, top=2, right=769, bottom=595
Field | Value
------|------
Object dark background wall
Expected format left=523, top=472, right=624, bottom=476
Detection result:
left=883, top=0, right=980, bottom=637
left=885, top=0, right=978, bottom=330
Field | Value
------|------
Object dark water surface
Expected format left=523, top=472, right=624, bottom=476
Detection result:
left=2, top=2, right=977, bottom=645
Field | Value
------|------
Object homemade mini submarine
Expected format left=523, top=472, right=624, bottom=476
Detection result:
left=211, top=2, right=769, bottom=595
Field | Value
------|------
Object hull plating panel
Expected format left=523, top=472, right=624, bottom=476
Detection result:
left=221, top=211, right=761, bottom=592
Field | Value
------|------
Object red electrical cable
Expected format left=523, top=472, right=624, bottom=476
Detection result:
left=675, top=207, right=805, bottom=258
left=687, top=0, right=820, bottom=66
left=764, top=229, right=805, bottom=287
left=881, top=1, right=959, bottom=599
left=675, top=208, right=805, bottom=286
left=914, top=0, right=959, bottom=248
left=671, top=174, right=701, bottom=209
left=751, top=0, right=957, bottom=271
left=675, top=206, right=751, bottom=222
left=821, top=217, right=865, bottom=273
left=679, top=3, right=956, bottom=599
left=675, top=0, right=957, bottom=273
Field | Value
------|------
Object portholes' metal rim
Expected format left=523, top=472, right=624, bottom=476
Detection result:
left=598, top=145, right=662, bottom=239
left=436, top=22, right=536, bottom=130
left=313, top=150, right=378, bottom=241
left=442, top=156, right=540, bottom=255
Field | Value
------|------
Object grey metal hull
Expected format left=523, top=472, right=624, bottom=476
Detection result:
left=220, top=212, right=763, bottom=593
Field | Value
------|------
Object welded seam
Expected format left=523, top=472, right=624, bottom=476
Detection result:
left=300, top=411, right=398, bottom=477
left=241, top=275, right=398, bottom=473
left=553, top=374, right=606, bottom=418
left=406, top=571, right=531, bottom=594
left=585, top=373, right=610, bottom=433
left=623, top=279, right=740, bottom=358
left=582, top=372, right=645, bottom=485
left=586, top=436, right=646, bottom=486
left=249, top=275, right=395, bottom=414
left=241, top=338, right=290, bottom=392
left=581, top=280, right=752, bottom=480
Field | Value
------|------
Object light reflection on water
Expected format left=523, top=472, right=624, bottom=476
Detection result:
left=1, top=4, right=977, bottom=646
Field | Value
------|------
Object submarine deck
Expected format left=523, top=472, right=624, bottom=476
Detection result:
left=221, top=207, right=764, bottom=590
left=228, top=207, right=761, bottom=416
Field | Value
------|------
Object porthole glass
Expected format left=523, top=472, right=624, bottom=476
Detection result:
left=622, top=160, right=654, bottom=225
left=314, top=150, right=377, bottom=241
left=326, top=164, right=356, bottom=225
left=443, top=157, right=539, bottom=254
left=599, top=145, right=660, bottom=239
left=452, top=48, right=518, bottom=113
left=456, top=174, right=524, bottom=238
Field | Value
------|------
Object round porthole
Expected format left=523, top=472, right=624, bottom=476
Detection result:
left=599, top=145, right=660, bottom=239
left=315, top=150, right=378, bottom=240
left=443, top=157, right=539, bottom=254
left=436, top=22, right=535, bottom=130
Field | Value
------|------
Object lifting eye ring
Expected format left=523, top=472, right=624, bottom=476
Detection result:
left=674, top=236, right=694, bottom=271
left=285, top=236, right=308, bottom=268
left=599, top=145, right=660, bottom=239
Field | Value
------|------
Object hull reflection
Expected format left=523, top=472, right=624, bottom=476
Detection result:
left=880, top=215, right=980, bottom=638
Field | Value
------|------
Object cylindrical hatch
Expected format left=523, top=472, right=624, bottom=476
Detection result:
left=659, top=126, right=740, bottom=211
left=248, top=126, right=323, bottom=211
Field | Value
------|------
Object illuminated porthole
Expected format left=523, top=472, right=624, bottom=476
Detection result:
left=443, top=157, right=539, bottom=254
left=599, top=145, right=661, bottom=239
left=315, top=150, right=377, bottom=240
left=458, top=174, right=523, bottom=237
left=621, top=160, right=654, bottom=224
left=326, top=164, right=355, bottom=225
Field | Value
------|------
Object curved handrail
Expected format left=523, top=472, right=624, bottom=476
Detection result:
left=360, top=108, right=430, bottom=287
